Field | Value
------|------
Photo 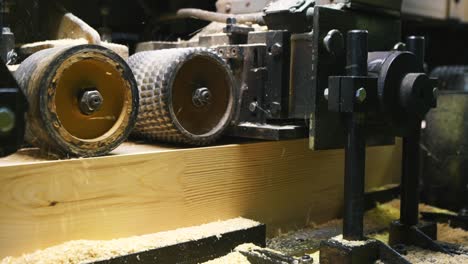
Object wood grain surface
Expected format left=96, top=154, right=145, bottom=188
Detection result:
left=0, top=139, right=401, bottom=258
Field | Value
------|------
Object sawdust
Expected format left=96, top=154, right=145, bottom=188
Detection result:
left=20, top=39, right=129, bottom=60
left=405, top=246, right=468, bottom=264
left=367, top=201, right=401, bottom=225
left=330, top=235, right=369, bottom=246
left=438, top=223, right=468, bottom=245
left=202, top=252, right=250, bottom=264
left=202, top=243, right=283, bottom=264
left=310, top=251, right=320, bottom=263
left=20, top=39, right=88, bottom=55
left=0, top=218, right=260, bottom=264
left=236, top=243, right=284, bottom=255
left=100, top=42, right=129, bottom=60
left=386, top=199, right=456, bottom=216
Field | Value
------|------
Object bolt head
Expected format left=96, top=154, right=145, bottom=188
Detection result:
left=270, top=43, right=283, bottom=56
left=226, top=17, right=237, bottom=25
left=0, top=107, right=15, bottom=133
left=249, top=102, right=258, bottom=112
left=80, top=90, right=104, bottom=115
left=192, top=87, right=212, bottom=108
left=355, top=87, right=367, bottom=103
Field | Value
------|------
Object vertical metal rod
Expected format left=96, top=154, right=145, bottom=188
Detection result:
left=400, top=124, right=421, bottom=226
left=343, top=30, right=368, bottom=240
left=346, top=30, right=368, bottom=76
left=406, top=36, right=425, bottom=72
left=343, top=113, right=366, bottom=240
left=400, top=36, right=425, bottom=226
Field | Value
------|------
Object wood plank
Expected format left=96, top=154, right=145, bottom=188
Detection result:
left=0, top=139, right=401, bottom=258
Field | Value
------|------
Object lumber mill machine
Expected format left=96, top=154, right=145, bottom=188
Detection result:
left=1, top=0, right=468, bottom=263
left=131, top=8, right=444, bottom=262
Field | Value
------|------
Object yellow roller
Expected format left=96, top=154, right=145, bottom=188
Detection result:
left=15, top=45, right=139, bottom=157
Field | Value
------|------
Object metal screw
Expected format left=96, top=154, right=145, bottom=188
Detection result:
left=79, top=90, right=104, bottom=115
left=324, top=88, right=329, bottom=100
left=355, top=87, right=367, bottom=103
left=270, top=43, right=283, bottom=56
left=249, top=102, right=258, bottom=112
left=0, top=107, right=15, bottom=133
left=192, top=87, right=212, bottom=108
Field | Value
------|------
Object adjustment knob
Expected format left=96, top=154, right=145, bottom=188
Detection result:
left=400, top=73, right=437, bottom=118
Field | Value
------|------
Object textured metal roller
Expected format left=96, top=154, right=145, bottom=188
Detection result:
left=15, top=45, right=139, bottom=157
left=128, top=48, right=235, bottom=145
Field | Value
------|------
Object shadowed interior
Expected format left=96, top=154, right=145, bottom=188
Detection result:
left=171, top=56, right=232, bottom=136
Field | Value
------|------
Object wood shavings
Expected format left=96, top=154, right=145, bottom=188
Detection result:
left=0, top=218, right=260, bottom=264
left=203, top=252, right=250, bottom=264
left=20, top=39, right=88, bottom=56
left=405, top=246, right=468, bottom=264
left=438, top=223, right=468, bottom=245
left=330, top=235, right=369, bottom=246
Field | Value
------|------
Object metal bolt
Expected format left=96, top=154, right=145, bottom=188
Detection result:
left=324, top=88, right=329, bottom=100
left=249, top=102, right=258, bottom=112
left=270, top=43, right=283, bottom=57
left=226, top=17, right=237, bottom=25
left=192, top=87, right=212, bottom=108
left=79, top=90, right=104, bottom=115
left=355, top=87, right=367, bottom=103
left=301, top=254, right=313, bottom=262
left=0, top=107, right=15, bottom=133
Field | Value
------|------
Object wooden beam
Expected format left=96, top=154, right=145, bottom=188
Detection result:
left=0, top=139, right=401, bottom=258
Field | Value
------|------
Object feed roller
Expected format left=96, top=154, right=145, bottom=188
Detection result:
left=128, top=48, right=235, bottom=145
left=15, top=44, right=139, bottom=157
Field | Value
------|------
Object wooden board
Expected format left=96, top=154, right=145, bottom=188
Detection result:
left=0, top=139, right=401, bottom=258
left=449, top=0, right=468, bottom=22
